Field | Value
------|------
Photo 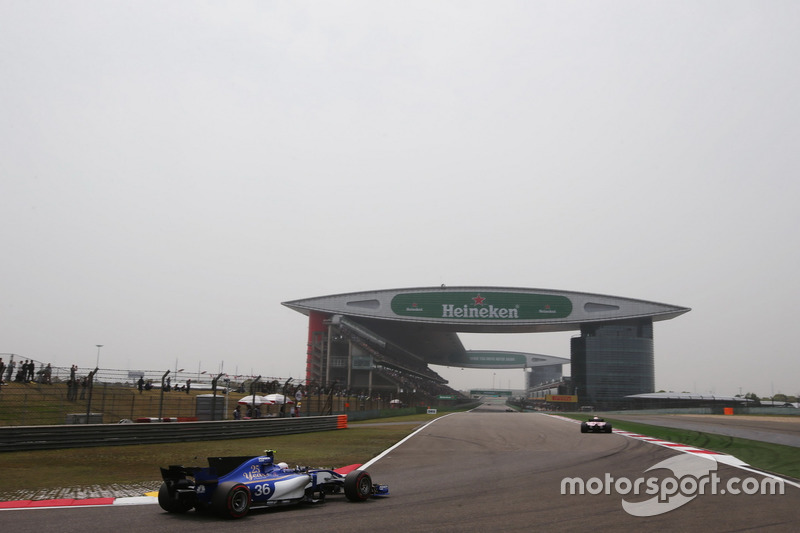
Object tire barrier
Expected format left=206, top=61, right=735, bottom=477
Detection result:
left=0, top=415, right=346, bottom=452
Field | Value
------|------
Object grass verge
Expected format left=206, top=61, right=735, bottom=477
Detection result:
left=0, top=414, right=436, bottom=494
left=559, top=413, right=800, bottom=479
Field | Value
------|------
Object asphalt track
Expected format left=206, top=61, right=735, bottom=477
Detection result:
left=1, top=406, right=798, bottom=532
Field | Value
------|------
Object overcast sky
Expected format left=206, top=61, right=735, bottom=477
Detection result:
left=2, top=1, right=798, bottom=397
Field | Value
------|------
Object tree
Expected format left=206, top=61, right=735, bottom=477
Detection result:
left=744, top=392, right=761, bottom=406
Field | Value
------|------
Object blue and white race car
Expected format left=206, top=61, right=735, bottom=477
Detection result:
left=158, top=450, right=388, bottom=519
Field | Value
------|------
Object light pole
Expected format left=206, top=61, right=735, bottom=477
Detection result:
left=95, top=345, right=104, bottom=368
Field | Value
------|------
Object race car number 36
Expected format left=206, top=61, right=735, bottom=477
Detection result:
left=251, top=484, right=272, bottom=497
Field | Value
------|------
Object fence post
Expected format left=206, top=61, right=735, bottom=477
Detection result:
left=249, top=375, right=262, bottom=418
left=211, top=373, right=223, bottom=421
left=280, top=377, right=293, bottom=417
left=101, top=382, right=108, bottom=423
left=158, top=370, right=170, bottom=421
left=85, top=367, right=98, bottom=424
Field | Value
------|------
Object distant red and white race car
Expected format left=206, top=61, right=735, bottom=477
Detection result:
left=580, top=416, right=612, bottom=433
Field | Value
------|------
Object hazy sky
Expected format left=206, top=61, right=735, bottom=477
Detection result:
left=2, top=1, right=798, bottom=397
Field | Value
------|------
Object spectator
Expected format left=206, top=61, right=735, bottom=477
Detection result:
left=186, top=379, right=191, bottom=394
left=16, top=361, right=27, bottom=382
left=137, top=377, right=145, bottom=394
left=4, top=359, right=14, bottom=382
left=67, top=365, right=78, bottom=401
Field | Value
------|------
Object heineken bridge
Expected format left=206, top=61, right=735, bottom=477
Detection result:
left=282, top=287, right=690, bottom=408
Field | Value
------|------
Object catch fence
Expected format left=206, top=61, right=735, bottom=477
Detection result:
left=0, top=365, right=399, bottom=427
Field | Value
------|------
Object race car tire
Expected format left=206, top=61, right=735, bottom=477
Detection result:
left=158, top=482, right=193, bottom=514
left=213, top=482, right=251, bottom=519
left=605, top=424, right=613, bottom=433
left=580, top=423, right=588, bottom=433
left=344, top=470, right=372, bottom=502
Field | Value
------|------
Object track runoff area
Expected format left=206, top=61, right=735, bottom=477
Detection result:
left=1, top=405, right=798, bottom=531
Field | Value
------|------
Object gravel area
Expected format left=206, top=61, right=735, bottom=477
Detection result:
left=0, top=481, right=161, bottom=502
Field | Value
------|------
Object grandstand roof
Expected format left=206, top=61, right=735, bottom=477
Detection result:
left=283, top=286, right=690, bottom=369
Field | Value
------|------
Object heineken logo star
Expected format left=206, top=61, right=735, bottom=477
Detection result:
left=472, top=295, right=486, bottom=305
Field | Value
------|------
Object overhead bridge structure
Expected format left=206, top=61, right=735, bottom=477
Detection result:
left=282, top=287, right=689, bottom=407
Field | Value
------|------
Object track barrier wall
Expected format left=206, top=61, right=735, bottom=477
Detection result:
left=0, top=415, right=345, bottom=452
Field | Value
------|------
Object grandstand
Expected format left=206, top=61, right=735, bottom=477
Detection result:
left=284, top=286, right=690, bottom=409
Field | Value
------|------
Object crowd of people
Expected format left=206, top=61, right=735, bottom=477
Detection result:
left=0, top=358, right=97, bottom=402
left=65, top=364, right=93, bottom=401
left=135, top=376, right=192, bottom=394
left=0, top=358, right=54, bottom=385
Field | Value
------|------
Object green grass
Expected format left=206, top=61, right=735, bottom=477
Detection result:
left=0, top=414, right=437, bottom=494
left=559, top=413, right=800, bottom=479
